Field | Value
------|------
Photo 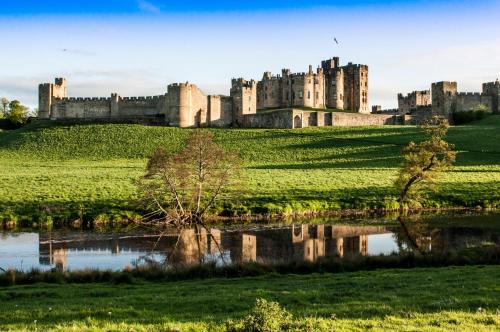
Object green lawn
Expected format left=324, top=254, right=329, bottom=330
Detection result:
left=1, top=116, right=500, bottom=223
left=0, top=266, right=498, bottom=331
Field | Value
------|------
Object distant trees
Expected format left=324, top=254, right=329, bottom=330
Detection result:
left=7, top=100, right=29, bottom=125
left=0, top=99, right=29, bottom=128
left=138, top=129, right=241, bottom=227
left=395, top=116, right=456, bottom=209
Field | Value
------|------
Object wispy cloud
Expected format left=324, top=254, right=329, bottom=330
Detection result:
left=137, top=0, right=161, bottom=14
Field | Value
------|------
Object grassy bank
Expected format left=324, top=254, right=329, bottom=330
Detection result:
left=0, top=265, right=498, bottom=331
left=1, top=116, right=499, bottom=224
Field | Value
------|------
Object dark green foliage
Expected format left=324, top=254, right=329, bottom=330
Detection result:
left=1, top=245, right=499, bottom=286
left=227, top=299, right=293, bottom=332
left=453, top=108, right=488, bottom=125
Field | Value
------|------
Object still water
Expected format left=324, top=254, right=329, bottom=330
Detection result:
left=1, top=212, right=499, bottom=271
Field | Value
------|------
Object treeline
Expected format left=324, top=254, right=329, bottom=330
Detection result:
left=0, top=98, right=31, bottom=129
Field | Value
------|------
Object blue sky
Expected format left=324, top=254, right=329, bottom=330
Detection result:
left=1, top=1, right=463, bottom=15
left=1, top=0, right=499, bottom=109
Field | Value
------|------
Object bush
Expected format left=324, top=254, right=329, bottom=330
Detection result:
left=226, top=298, right=292, bottom=332
left=453, top=106, right=488, bottom=125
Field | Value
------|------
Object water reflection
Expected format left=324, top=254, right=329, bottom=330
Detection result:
left=1, top=218, right=499, bottom=271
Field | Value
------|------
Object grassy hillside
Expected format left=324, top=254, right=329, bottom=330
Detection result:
left=0, top=266, right=499, bottom=331
left=1, top=116, right=500, bottom=223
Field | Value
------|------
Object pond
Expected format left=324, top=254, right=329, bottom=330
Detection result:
left=1, top=212, right=499, bottom=271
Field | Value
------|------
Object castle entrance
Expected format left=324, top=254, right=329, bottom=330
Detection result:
left=294, top=115, right=302, bottom=128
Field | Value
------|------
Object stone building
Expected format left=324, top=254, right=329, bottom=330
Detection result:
left=398, top=90, right=431, bottom=114
left=256, top=57, right=369, bottom=113
left=38, top=77, right=256, bottom=128
left=431, top=80, right=499, bottom=117
left=395, top=79, right=499, bottom=120
left=38, top=56, right=405, bottom=128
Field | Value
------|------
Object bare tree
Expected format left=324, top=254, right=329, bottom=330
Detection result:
left=395, top=116, right=456, bottom=209
left=138, top=129, right=241, bottom=227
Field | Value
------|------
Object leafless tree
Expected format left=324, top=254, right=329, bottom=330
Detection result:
left=136, top=130, right=241, bottom=264
left=138, top=129, right=241, bottom=226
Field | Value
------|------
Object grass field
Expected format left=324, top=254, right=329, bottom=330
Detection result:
left=0, top=266, right=498, bottom=331
left=1, top=116, right=500, bottom=223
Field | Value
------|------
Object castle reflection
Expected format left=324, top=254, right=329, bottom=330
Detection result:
left=37, top=223, right=500, bottom=271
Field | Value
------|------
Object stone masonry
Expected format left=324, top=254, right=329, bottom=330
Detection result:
left=394, top=79, right=500, bottom=120
left=38, top=56, right=431, bottom=128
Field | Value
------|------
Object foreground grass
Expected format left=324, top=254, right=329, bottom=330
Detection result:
left=0, top=266, right=498, bottom=331
left=1, top=116, right=500, bottom=223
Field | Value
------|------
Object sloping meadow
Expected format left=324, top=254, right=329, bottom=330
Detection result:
left=1, top=116, right=500, bottom=224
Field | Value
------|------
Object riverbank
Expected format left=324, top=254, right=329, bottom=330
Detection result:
left=1, top=116, right=499, bottom=225
left=0, top=265, right=498, bottom=331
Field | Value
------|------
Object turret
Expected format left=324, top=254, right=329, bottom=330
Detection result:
left=230, top=78, right=257, bottom=124
left=38, top=78, right=67, bottom=118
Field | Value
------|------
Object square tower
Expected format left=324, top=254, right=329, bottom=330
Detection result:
left=342, top=63, right=369, bottom=113
left=230, top=78, right=257, bottom=124
left=431, top=81, right=457, bottom=116
left=38, top=78, right=67, bottom=118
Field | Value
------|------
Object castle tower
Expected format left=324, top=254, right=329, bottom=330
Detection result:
left=38, top=78, right=67, bottom=118
left=431, top=81, right=457, bottom=117
left=230, top=78, right=257, bottom=124
left=482, top=79, right=500, bottom=114
left=166, top=82, right=208, bottom=128
left=343, top=63, right=369, bottom=113
left=324, top=67, right=344, bottom=110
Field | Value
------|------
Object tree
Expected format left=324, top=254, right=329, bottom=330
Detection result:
left=138, top=129, right=241, bottom=227
left=6, top=100, right=29, bottom=125
left=395, top=116, right=456, bottom=208
left=1, top=98, right=9, bottom=118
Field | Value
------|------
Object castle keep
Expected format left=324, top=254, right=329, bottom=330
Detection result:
left=257, top=57, right=369, bottom=113
left=38, top=57, right=384, bottom=128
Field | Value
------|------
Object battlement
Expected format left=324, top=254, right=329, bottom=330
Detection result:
left=344, top=63, right=368, bottom=70
left=54, top=97, right=111, bottom=102
left=121, top=96, right=163, bottom=102
left=169, top=82, right=196, bottom=88
left=457, top=92, right=482, bottom=97
left=231, top=78, right=256, bottom=89
left=54, top=77, right=66, bottom=86
left=262, top=72, right=282, bottom=80
left=321, top=57, right=340, bottom=71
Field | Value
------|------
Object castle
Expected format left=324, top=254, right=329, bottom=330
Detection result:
left=382, top=80, right=500, bottom=120
left=38, top=57, right=388, bottom=128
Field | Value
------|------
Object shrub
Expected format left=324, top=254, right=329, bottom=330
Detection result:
left=452, top=105, right=488, bottom=125
left=226, top=298, right=292, bottom=332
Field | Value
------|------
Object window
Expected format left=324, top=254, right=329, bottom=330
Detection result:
left=265, top=93, right=267, bottom=100
left=331, top=81, right=336, bottom=86
left=308, top=80, right=311, bottom=84
left=307, top=91, right=311, bottom=99
left=316, top=92, right=319, bottom=99
left=340, top=94, right=343, bottom=100
left=292, top=79, right=295, bottom=84
left=299, top=91, right=303, bottom=99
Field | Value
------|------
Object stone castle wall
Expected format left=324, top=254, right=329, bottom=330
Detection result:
left=37, top=56, right=381, bottom=129
left=455, top=93, right=493, bottom=113
left=398, top=90, right=431, bottom=114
